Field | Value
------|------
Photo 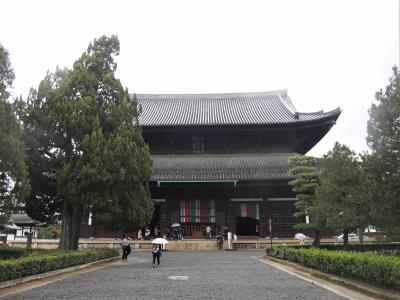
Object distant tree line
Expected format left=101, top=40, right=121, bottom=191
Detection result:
left=289, top=66, right=400, bottom=247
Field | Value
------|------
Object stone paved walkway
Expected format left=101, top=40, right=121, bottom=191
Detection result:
left=2, top=251, right=346, bottom=299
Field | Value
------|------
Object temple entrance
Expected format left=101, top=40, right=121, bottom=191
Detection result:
left=235, top=217, right=259, bottom=236
left=233, top=201, right=260, bottom=236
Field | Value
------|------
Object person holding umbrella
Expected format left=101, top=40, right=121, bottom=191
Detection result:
left=152, top=244, right=161, bottom=267
left=151, top=237, right=168, bottom=267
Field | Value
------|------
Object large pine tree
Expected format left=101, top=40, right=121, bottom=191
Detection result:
left=366, top=66, right=400, bottom=234
left=16, top=36, right=153, bottom=249
left=0, top=45, right=30, bottom=223
left=314, top=143, right=371, bottom=246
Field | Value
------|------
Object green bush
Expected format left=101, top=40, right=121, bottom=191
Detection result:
left=0, top=248, right=119, bottom=282
left=266, top=246, right=400, bottom=289
left=37, top=224, right=61, bottom=239
left=268, top=243, right=400, bottom=252
left=0, top=246, right=26, bottom=259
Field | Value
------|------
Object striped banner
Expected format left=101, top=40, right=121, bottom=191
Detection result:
left=235, top=203, right=260, bottom=220
left=180, top=199, right=215, bottom=223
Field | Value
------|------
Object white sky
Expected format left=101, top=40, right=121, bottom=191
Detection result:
left=0, top=0, right=399, bottom=157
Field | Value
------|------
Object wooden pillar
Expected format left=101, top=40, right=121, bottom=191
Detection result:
left=266, top=200, right=272, bottom=237
left=225, top=199, right=236, bottom=235
left=259, top=198, right=267, bottom=237
left=159, top=201, right=168, bottom=234
left=169, top=198, right=180, bottom=224
left=215, top=198, right=225, bottom=235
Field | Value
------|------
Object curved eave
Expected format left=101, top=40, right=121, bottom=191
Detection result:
left=140, top=108, right=342, bottom=130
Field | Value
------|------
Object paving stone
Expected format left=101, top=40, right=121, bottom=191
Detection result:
left=2, top=251, right=345, bottom=300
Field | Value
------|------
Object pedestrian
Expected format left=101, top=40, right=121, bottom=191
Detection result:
left=51, top=228, right=58, bottom=239
left=121, top=234, right=130, bottom=261
left=233, top=233, right=238, bottom=241
left=145, top=227, right=151, bottom=240
left=137, top=229, right=143, bottom=240
left=154, top=225, right=160, bottom=237
left=227, top=231, right=232, bottom=250
left=152, top=243, right=161, bottom=267
left=206, top=225, right=211, bottom=239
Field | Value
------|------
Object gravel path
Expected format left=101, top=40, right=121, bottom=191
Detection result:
left=2, top=250, right=346, bottom=300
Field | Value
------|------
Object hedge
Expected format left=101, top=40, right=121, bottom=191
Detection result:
left=316, top=243, right=400, bottom=252
left=275, top=243, right=400, bottom=253
left=0, top=248, right=119, bottom=282
left=266, top=246, right=400, bottom=289
left=0, top=246, right=26, bottom=259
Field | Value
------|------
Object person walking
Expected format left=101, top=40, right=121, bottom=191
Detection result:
left=121, top=234, right=130, bottom=261
left=227, top=231, right=232, bottom=250
left=152, top=244, right=161, bottom=267
left=137, top=229, right=143, bottom=240
left=206, top=225, right=211, bottom=239
left=145, top=227, right=151, bottom=240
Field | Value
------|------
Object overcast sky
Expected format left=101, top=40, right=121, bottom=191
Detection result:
left=0, top=0, right=398, bottom=157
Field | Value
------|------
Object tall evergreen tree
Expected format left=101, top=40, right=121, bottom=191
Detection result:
left=288, top=155, right=324, bottom=246
left=16, top=36, right=153, bottom=249
left=366, top=66, right=400, bottom=234
left=315, top=143, right=370, bottom=246
left=0, top=45, right=30, bottom=223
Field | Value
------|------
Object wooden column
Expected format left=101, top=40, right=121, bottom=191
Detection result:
left=225, top=199, right=236, bottom=235
left=215, top=198, right=225, bottom=235
left=259, top=198, right=267, bottom=237
left=266, top=200, right=272, bottom=237
left=169, top=198, right=180, bottom=224
left=159, top=201, right=168, bottom=234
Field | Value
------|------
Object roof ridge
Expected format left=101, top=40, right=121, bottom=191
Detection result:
left=298, top=107, right=341, bottom=115
left=151, top=152, right=298, bottom=158
left=133, top=90, right=287, bottom=99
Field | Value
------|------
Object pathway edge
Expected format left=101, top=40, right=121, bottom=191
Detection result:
left=0, top=256, right=120, bottom=290
left=258, top=256, right=399, bottom=300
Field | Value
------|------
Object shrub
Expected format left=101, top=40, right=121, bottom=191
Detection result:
left=37, top=224, right=61, bottom=239
left=0, top=246, right=26, bottom=259
left=266, top=246, right=400, bottom=289
left=0, top=248, right=119, bottom=282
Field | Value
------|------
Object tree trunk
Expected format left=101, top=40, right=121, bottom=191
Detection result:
left=26, top=232, right=33, bottom=250
left=357, top=227, right=364, bottom=245
left=59, top=201, right=82, bottom=250
left=343, top=228, right=349, bottom=249
left=312, top=229, right=321, bottom=247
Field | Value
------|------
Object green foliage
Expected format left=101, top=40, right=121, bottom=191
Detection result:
left=266, top=246, right=400, bottom=289
left=0, top=45, right=15, bottom=100
left=288, top=155, right=325, bottom=245
left=16, top=36, right=153, bottom=249
left=0, top=248, right=118, bottom=282
left=288, top=155, right=319, bottom=220
left=37, top=224, right=61, bottom=239
left=366, top=66, right=400, bottom=234
left=314, top=143, right=371, bottom=235
left=0, top=45, right=30, bottom=218
left=266, top=243, right=400, bottom=252
left=0, top=246, right=26, bottom=259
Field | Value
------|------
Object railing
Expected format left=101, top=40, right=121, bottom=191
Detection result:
left=181, top=223, right=216, bottom=237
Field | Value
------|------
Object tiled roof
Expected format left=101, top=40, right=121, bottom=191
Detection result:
left=10, top=213, right=38, bottom=225
left=135, top=90, right=340, bottom=126
left=150, top=153, right=296, bottom=181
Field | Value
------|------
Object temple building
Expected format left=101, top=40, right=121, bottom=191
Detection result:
left=137, top=90, right=341, bottom=238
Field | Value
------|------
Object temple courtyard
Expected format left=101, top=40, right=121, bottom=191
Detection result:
left=1, top=250, right=345, bottom=299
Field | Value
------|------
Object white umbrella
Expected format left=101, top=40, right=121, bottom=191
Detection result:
left=152, top=238, right=169, bottom=245
left=171, top=223, right=181, bottom=227
left=295, top=233, right=307, bottom=241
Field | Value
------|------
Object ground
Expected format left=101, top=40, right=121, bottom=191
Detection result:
left=2, top=251, right=345, bottom=299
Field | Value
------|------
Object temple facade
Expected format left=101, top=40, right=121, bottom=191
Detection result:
left=137, top=90, right=341, bottom=238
